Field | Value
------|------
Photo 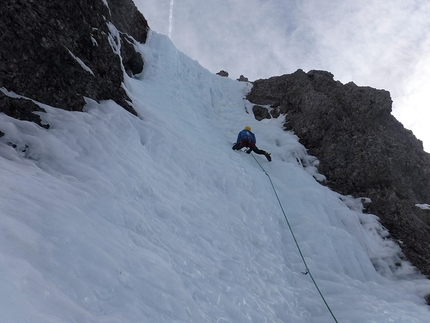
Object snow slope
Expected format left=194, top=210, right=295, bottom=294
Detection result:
left=1, top=30, right=430, bottom=323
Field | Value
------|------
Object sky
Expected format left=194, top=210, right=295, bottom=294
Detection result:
left=2, top=25, right=430, bottom=321
left=134, top=0, right=430, bottom=151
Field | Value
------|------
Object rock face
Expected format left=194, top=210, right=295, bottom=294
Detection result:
left=0, top=0, right=149, bottom=126
left=247, top=69, right=430, bottom=277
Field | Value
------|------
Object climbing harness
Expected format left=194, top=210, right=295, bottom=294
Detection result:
left=251, top=153, right=340, bottom=323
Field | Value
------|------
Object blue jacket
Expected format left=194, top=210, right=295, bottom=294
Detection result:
left=237, top=129, right=256, bottom=144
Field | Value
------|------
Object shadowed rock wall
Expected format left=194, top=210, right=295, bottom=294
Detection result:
left=247, top=69, right=430, bottom=277
left=0, top=0, right=149, bottom=126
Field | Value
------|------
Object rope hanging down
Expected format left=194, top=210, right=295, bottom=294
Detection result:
left=250, top=153, right=339, bottom=323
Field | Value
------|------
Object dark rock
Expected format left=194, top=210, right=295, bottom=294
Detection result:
left=252, top=105, right=271, bottom=121
left=120, top=34, right=144, bottom=77
left=0, top=0, right=149, bottom=124
left=107, top=0, right=149, bottom=43
left=251, top=104, right=287, bottom=120
left=237, top=75, right=249, bottom=82
left=425, top=294, right=430, bottom=306
left=217, top=70, right=229, bottom=77
left=0, top=92, right=49, bottom=129
left=247, top=69, right=430, bottom=277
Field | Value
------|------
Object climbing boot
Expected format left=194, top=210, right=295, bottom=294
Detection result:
left=265, top=152, right=272, bottom=162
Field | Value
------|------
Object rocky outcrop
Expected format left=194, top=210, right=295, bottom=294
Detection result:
left=247, top=69, right=430, bottom=277
left=237, top=75, right=249, bottom=82
left=0, top=0, right=149, bottom=124
left=217, top=70, right=229, bottom=77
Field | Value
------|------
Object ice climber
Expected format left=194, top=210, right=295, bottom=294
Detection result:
left=232, top=126, right=271, bottom=161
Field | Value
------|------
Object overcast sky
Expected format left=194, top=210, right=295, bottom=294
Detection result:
left=134, top=0, right=430, bottom=151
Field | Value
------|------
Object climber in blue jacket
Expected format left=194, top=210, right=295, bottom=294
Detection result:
left=232, top=126, right=271, bottom=161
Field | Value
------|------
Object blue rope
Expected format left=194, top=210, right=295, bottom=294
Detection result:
left=251, top=153, right=339, bottom=323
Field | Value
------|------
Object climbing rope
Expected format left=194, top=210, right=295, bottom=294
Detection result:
left=251, top=153, right=339, bottom=323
